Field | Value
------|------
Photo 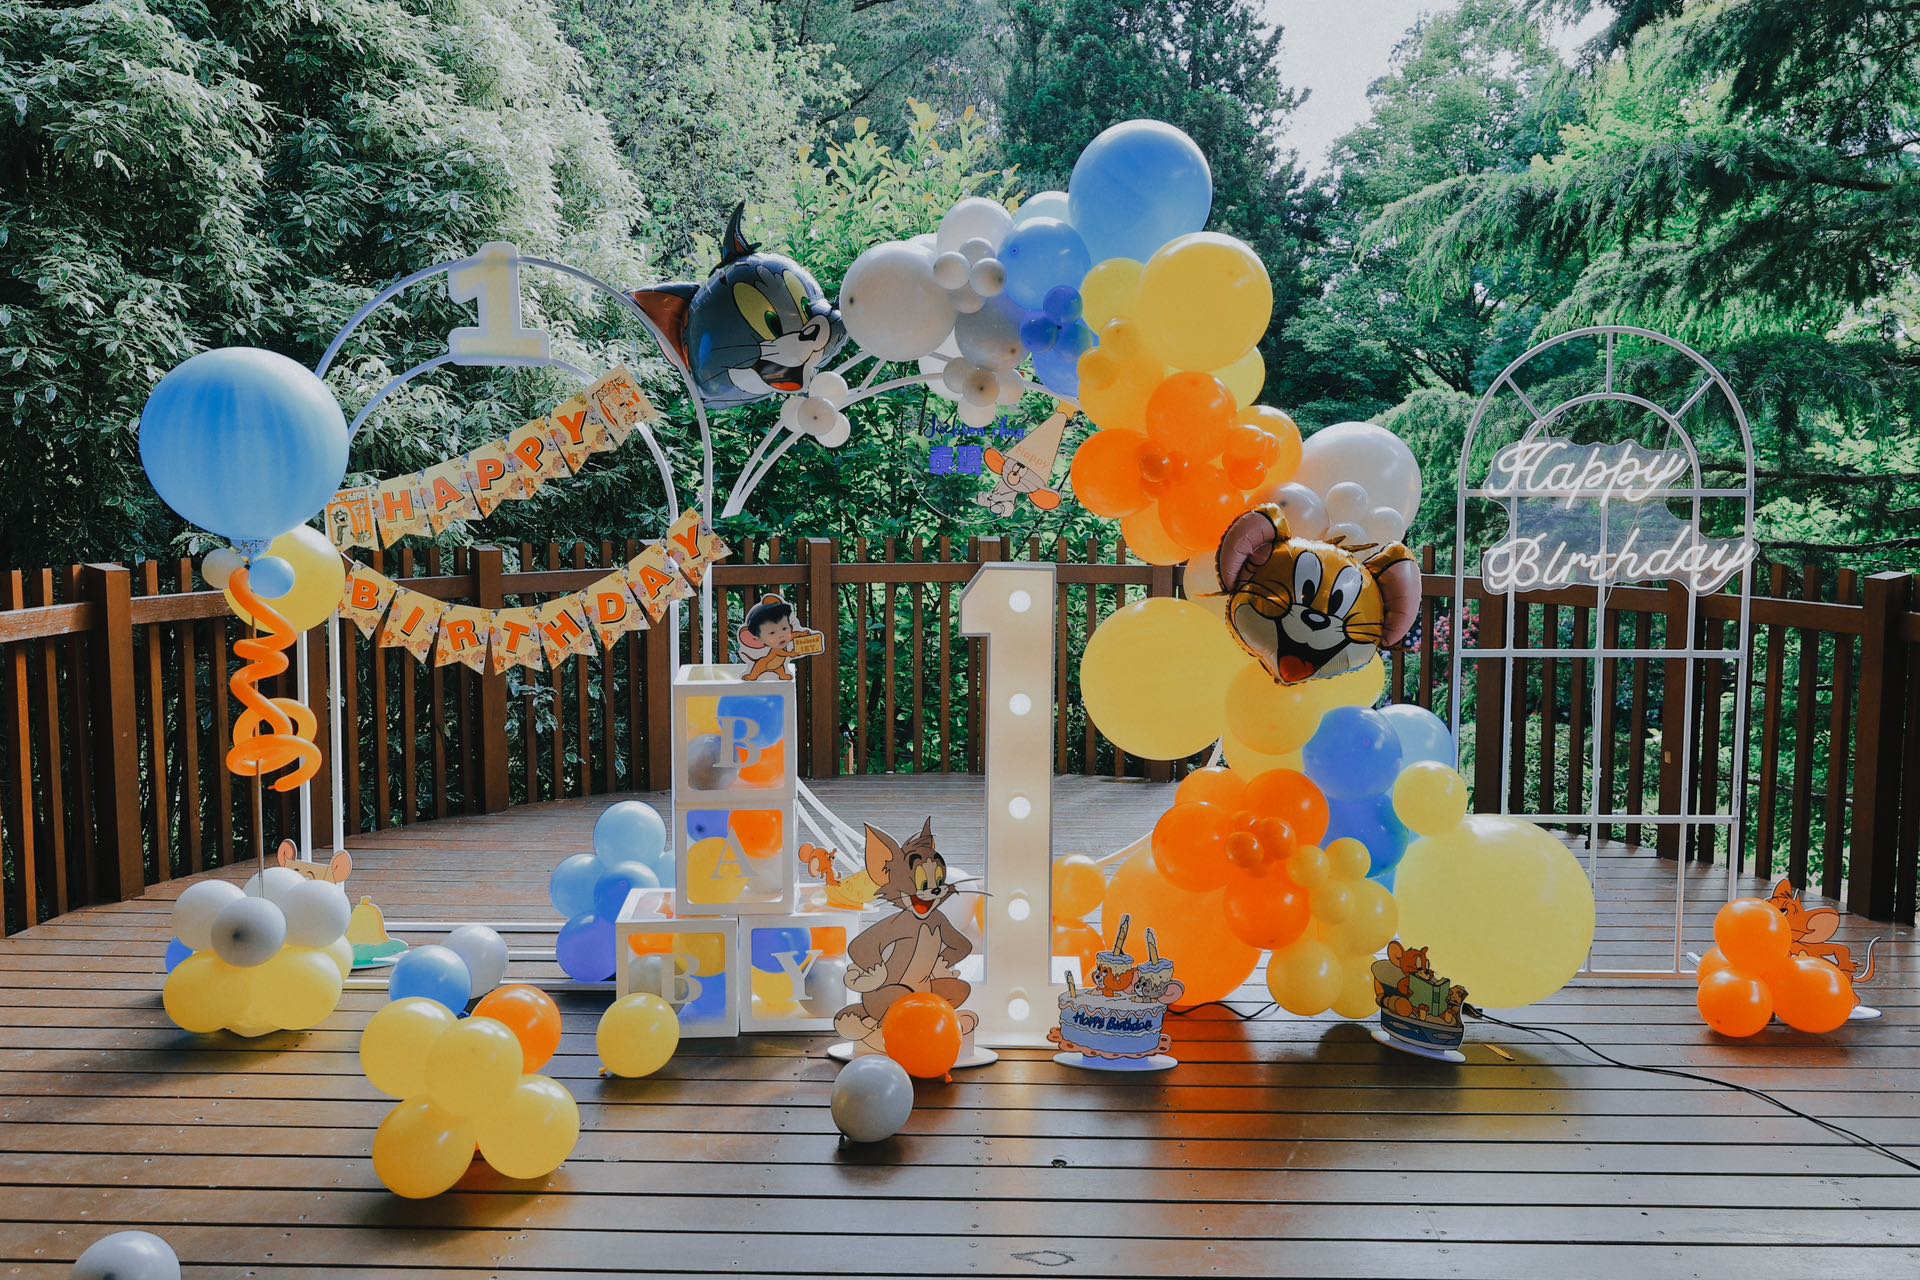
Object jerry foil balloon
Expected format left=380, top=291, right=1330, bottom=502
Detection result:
left=1216, top=504, right=1419, bottom=684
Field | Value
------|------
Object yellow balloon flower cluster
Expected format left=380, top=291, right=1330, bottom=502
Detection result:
left=1264, top=837, right=1399, bottom=1018
left=163, top=872, right=352, bottom=1037
left=363, top=997, right=580, bottom=1197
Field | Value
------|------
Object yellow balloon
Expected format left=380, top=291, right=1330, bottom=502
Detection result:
left=325, top=935, right=354, bottom=978
left=684, top=837, right=749, bottom=906
left=1315, top=880, right=1357, bottom=924
left=163, top=953, right=249, bottom=1033
left=1395, top=814, right=1596, bottom=1008
left=1223, top=663, right=1327, bottom=756
left=1182, top=551, right=1226, bottom=621
left=1119, top=507, right=1190, bottom=566
left=1081, top=257, right=1144, bottom=328
left=252, top=945, right=345, bottom=1030
left=476, top=1075, right=580, bottom=1180
left=1330, top=955, right=1380, bottom=1019
left=1322, top=879, right=1399, bottom=955
left=598, top=993, right=681, bottom=1077
left=224, top=525, right=347, bottom=633
left=1213, top=347, right=1265, bottom=407
left=1321, top=657, right=1385, bottom=708
left=1080, top=598, right=1246, bottom=759
left=1326, top=837, right=1372, bottom=882
left=373, top=1096, right=478, bottom=1199
left=685, top=697, right=720, bottom=737
left=751, top=966, right=804, bottom=1018
left=672, top=929, right=729, bottom=977
left=424, top=1017, right=523, bottom=1115
left=360, top=997, right=458, bottom=1098
left=1265, top=938, right=1342, bottom=1016
left=1221, top=726, right=1300, bottom=776
left=1137, top=233, right=1273, bottom=371
left=1288, top=844, right=1330, bottom=890
left=1393, top=762, right=1470, bottom=836
left=1076, top=351, right=1162, bottom=433
left=1051, top=855, right=1106, bottom=921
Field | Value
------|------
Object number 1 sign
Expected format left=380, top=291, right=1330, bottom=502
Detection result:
left=959, top=561, right=1065, bottom=1047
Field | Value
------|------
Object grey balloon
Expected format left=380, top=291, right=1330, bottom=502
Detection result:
left=830, top=1054, right=915, bottom=1143
left=71, top=1230, right=180, bottom=1280
left=686, top=733, right=735, bottom=791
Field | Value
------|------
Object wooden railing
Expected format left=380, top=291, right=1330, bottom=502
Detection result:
left=0, top=542, right=1913, bottom=934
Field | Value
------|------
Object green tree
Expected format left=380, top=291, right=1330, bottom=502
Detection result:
left=774, top=0, right=1003, bottom=138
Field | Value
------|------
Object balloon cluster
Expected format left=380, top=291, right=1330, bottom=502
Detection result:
left=1265, top=836, right=1401, bottom=1017
left=362, top=990, right=578, bottom=1197
left=777, top=366, right=854, bottom=448
left=163, top=868, right=351, bottom=1036
left=386, top=923, right=509, bottom=1012
left=1296, top=703, right=1452, bottom=884
left=1697, top=899, right=1856, bottom=1036
left=550, top=800, right=671, bottom=982
left=1049, top=853, right=1108, bottom=981
left=1391, top=763, right=1597, bottom=1008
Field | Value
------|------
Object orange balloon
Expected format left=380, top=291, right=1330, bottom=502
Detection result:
left=1052, top=920, right=1105, bottom=983
left=1158, top=463, right=1241, bottom=552
left=1221, top=869, right=1309, bottom=950
left=1770, top=955, right=1854, bottom=1033
left=730, top=809, right=783, bottom=859
left=1241, top=406, right=1301, bottom=485
left=737, top=739, right=784, bottom=786
left=471, top=985, right=562, bottom=1073
left=1070, top=429, right=1151, bottom=517
left=883, top=992, right=962, bottom=1079
left=1697, top=946, right=1732, bottom=980
left=1151, top=801, right=1234, bottom=892
left=1144, top=372, right=1236, bottom=460
left=1120, top=507, right=1190, bottom=566
left=1177, top=765, right=1246, bottom=809
left=1712, top=898, right=1789, bottom=974
left=1696, top=969, right=1773, bottom=1037
left=1221, top=423, right=1281, bottom=490
left=1104, top=849, right=1259, bottom=1007
left=1052, top=855, right=1106, bottom=921
left=1242, top=769, right=1329, bottom=847
left=627, top=930, right=672, bottom=955
left=810, top=925, right=848, bottom=958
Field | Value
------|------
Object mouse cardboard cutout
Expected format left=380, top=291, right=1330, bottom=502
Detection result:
left=630, top=204, right=846, bottom=409
left=834, top=819, right=978, bottom=1054
left=978, top=407, right=1069, bottom=518
left=1216, top=504, right=1420, bottom=684
left=1371, top=939, right=1469, bottom=1062
left=736, top=593, right=823, bottom=682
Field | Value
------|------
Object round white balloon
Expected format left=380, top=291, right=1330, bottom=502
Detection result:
left=443, top=924, right=509, bottom=997
left=241, top=864, right=305, bottom=904
left=1323, top=481, right=1372, bottom=524
left=959, top=365, right=1000, bottom=407
left=279, top=878, right=350, bottom=948
left=958, top=398, right=1000, bottom=428
left=918, top=354, right=957, bottom=401
left=937, top=197, right=1012, bottom=253
left=72, top=1229, right=181, bottom=1280
left=941, top=356, right=979, bottom=396
left=951, top=286, right=984, bottom=315
left=968, top=257, right=1006, bottom=298
left=818, top=412, right=852, bottom=448
left=796, top=396, right=837, bottom=435
left=201, top=547, right=243, bottom=590
left=931, top=250, right=970, bottom=290
left=1252, top=481, right=1329, bottom=539
left=1364, top=505, right=1409, bottom=545
left=1013, top=189, right=1070, bottom=226
left=1295, top=421, right=1422, bottom=520
left=953, top=295, right=1025, bottom=371
left=838, top=241, right=957, bottom=362
left=172, top=879, right=244, bottom=953
left=210, top=895, right=286, bottom=968
left=809, top=370, right=849, bottom=407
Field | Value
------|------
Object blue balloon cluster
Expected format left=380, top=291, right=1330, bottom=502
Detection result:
left=1000, top=218, right=1091, bottom=311
left=1304, top=706, right=1408, bottom=882
left=1021, top=287, right=1097, bottom=397
left=550, top=800, right=672, bottom=982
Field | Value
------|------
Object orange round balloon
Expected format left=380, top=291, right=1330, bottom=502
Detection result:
left=1221, top=423, right=1280, bottom=490
left=1176, top=765, right=1246, bottom=809
left=730, top=809, right=783, bottom=859
left=1241, top=406, right=1302, bottom=485
left=737, top=739, right=784, bottom=786
left=1222, top=870, right=1309, bottom=950
left=1070, top=429, right=1151, bottom=517
left=471, top=985, right=562, bottom=1072
left=883, top=992, right=962, bottom=1079
left=627, top=930, right=672, bottom=956
left=1712, top=898, right=1789, bottom=974
left=1243, top=769, right=1329, bottom=847
left=1697, top=946, right=1732, bottom=980
left=1104, top=849, right=1258, bottom=1006
left=1158, top=463, right=1241, bottom=552
left=1051, top=855, right=1106, bottom=922
left=1770, top=955, right=1854, bottom=1033
left=1151, top=801, right=1234, bottom=892
left=1144, top=372, right=1236, bottom=460
left=1695, top=969, right=1773, bottom=1037
left=1119, top=507, right=1191, bottom=566
left=1052, top=920, right=1105, bottom=983
left=810, top=925, right=848, bottom=958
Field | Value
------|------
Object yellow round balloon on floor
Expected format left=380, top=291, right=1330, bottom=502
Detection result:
left=224, top=524, right=346, bottom=633
left=598, top=992, right=681, bottom=1077
left=476, top=1076, right=580, bottom=1179
left=424, top=1017, right=522, bottom=1115
left=1080, top=598, right=1248, bottom=760
left=162, top=953, right=249, bottom=1033
left=1136, top=233, right=1273, bottom=371
left=372, top=1096, right=478, bottom=1199
left=361, top=997, right=457, bottom=1098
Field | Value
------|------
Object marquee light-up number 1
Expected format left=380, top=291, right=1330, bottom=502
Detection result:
left=958, top=561, right=1063, bottom=1048
left=447, top=241, right=550, bottom=365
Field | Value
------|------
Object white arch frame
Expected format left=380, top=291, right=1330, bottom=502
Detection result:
left=1451, top=325, right=1757, bottom=979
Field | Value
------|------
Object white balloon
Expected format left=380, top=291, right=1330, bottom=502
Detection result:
left=1365, top=505, right=1409, bottom=545
left=954, top=295, right=1025, bottom=370
left=1013, top=189, right=1070, bottom=226
left=1253, top=481, right=1329, bottom=539
left=957, top=236, right=996, bottom=264
left=910, top=231, right=937, bottom=250
left=937, top=197, right=1012, bottom=253
left=808, top=955, right=850, bottom=1006
left=931, top=250, right=970, bottom=290
left=444, top=924, right=509, bottom=997
left=994, top=369, right=1028, bottom=405
left=279, top=878, right=350, bottom=948
left=941, top=356, right=978, bottom=396
left=958, top=398, right=1001, bottom=428
left=819, top=413, right=852, bottom=448
left=809, top=370, right=850, bottom=407
left=968, top=257, right=1006, bottom=298
left=1183, top=551, right=1225, bottom=609
left=951, top=286, right=984, bottom=315
left=241, top=864, right=304, bottom=904
left=1296, top=421, right=1422, bottom=520
left=1323, top=481, right=1372, bottom=525
left=778, top=395, right=804, bottom=430
left=918, top=354, right=957, bottom=401
left=173, top=880, right=244, bottom=953
left=831, top=1054, right=915, bottom=1143
left=796, top=396, right=837, bottom=435
left=201, top=547, right=243, bottom=590
left=210, top=895, right=286, bottom=968
left=72, top=1229, right=181, bottom=1280
left=1329, top=521, right=1368, bottom=545
left=960, top=365, right=1000, bottom=407
left=838, top=241, right=957, bottom=362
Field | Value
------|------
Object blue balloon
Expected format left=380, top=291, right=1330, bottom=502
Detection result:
left=686, top=809, right=729, bottom=842
left=1377, top=703, right=1456, bottom=768
left=1303, top=706, right=1404, bottom=800
left=593, top=800, right=667, bottom=869
left=249, top=555, right=295, bottom=599
left=1019, top=315, right=1062, bottom=352
left=715, top=694, right=784, bottom=748
left=1042, top=286, right=1084, bottom=323
left=1032, top=345, right=1084, bottom=397
left=1068, top=120, right=1213, bottom=264
left=1325, top=793, right=1410, bottom=878
left=556, top=913, right=615, bottom=982
left=999, top=218, right=1092, bottom=312
left=592, top=860, right=661, bottom=920
left=164, top=937, right=192, bottom=973
left=388, top=944, right=472, bottom=1012
left=681, top=969, right=726, bottom=1022
left=550, top=852, right=602, bottom=917
left=751, top=927, right=812, bottom=973
left=139, top=347, right=349, bottom=546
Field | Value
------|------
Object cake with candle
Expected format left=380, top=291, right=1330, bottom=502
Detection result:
left=1049, top=916, right=1184, bottom=1060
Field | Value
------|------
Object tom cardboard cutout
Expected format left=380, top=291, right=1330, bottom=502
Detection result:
left=834, top=819, right=977, bottom=1053
left=630, top=204, right=846, bottom=409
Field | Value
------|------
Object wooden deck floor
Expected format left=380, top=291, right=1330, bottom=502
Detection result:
left=4, top=775, right=1919, bottom=1278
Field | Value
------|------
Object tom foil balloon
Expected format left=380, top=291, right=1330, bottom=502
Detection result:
left=1216, top=504, right=1419, bottom=684
left=630, top=203, right=846, bottom=408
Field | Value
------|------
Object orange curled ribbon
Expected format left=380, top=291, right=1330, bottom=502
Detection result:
left=225, top=567, right=322, bottom=791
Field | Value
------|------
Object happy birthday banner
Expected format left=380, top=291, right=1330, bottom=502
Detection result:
left=323, top=365, right=659, bottom=550
left=339, top=509, right=729, bottom=674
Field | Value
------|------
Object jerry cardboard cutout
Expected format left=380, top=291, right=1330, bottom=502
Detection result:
left=1768, top=879, right=1879, bottom=983
left=737, top=593, right=822, bottom=681
left=834, top=819, right=977, bottom=1053
left=1370, top=939, right=1469, bottom=1059
left=978, top=407, right=1069, bottom=518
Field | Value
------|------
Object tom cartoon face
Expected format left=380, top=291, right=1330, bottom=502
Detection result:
left=870, top=818, right=953, bottom=919
left=631, top=204, right=846, bottom=410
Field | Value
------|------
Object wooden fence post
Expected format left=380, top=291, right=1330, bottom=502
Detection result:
left=81, top=564, right=144, bottom=901
left=1146, top=561, right=1176, bottom=784
left=1472, top=586, right=1507, bottom=813
left=1656, top=582, right=1691, bottom=860
left=1849, top=570, right=1910, bottom=919
left=805, top=538, right=838, bottom=779
left=472, top=548, right=511, bottom=814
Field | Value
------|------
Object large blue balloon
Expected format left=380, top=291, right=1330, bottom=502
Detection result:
left=1303, top=706, right=1404, bottom=800
left=592, top=860, right=661, bottom=920
left=550, top=852, right=603, bottom=917
left=388, top=944, right=472, bottom=1012
left=716, top=694, right=784, bottom=748
left=556, top=913, right=615, bottom=982
left=686, top=809, right=729, bottom=842
left=1377, top=703, right=1456, bottom=768
left=1325, top=793, right=1410, bottom=878
left=750, top=927, right=812, bottom=973
left=1068, top=120, right=1213, bottom=265
left=139, top=347, right=349, bottom=545
left=593, top=800, right=667, bottom=870
left=1000, top=218, right=1092, bottom=311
